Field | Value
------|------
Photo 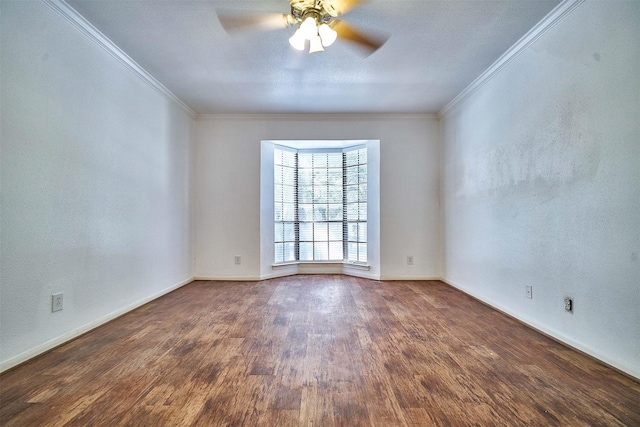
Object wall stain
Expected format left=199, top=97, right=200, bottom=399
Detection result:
left=453, top=90, right=602, bottom=199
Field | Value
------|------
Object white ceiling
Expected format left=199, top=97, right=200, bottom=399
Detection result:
left=66, top=0, right=561, bottom=115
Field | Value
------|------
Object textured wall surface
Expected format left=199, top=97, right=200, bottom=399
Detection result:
left=195, top=115, right=441, bottom=280
left=440, top=0, right=639, bottom=377
left=1, top=1, right=194, bottom=368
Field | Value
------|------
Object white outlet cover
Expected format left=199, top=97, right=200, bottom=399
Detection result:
left=525, top=286, right=532, bottom=299
left=52, top=293, right=63, bottom=312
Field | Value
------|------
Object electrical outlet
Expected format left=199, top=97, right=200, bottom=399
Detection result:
left=234, top=255, right=241, bottom=265
left=525, top=286, right=533, bottom=299
left=407, top=256, right=414, bottom=265
left=52, top=293, right=63, bottom=312
left=564, top=297, right=573, bottom=313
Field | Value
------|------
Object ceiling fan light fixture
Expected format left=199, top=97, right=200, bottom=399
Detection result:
left=289, top=29, right=306, bottom=51
left=318, top=23, right=337, bottom=47
left=221, top=0, right=388, bottom=57
left=309, top=34, right=325, bottom=53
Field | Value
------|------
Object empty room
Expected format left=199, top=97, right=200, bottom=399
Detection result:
left=1, top=0, right=638, bottom=425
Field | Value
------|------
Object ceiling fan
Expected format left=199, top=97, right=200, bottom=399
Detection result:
left=217, top=0, right=387, bottom=55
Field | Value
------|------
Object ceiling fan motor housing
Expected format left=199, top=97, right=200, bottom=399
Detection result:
left=290, top=0, right=336, bottom=25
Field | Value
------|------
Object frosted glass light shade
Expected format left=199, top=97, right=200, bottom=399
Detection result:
left=289, top=29, right=306, bottom=51
left=309, top=35, right=324, bottom=53
left=300, top=16, right=318, bottom=40
left=318, top=24, right=337, bottom=47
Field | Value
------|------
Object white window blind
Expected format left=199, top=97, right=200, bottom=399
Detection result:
left=274, top=149, right=297, bottom=263
left=345, top=148, right=367, bottom=263
left=274, top=145, right=367, bottom=264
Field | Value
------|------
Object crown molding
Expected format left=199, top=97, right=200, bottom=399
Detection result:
left=196, top=112, right=438, bottom=121
left=438, top=0, right=585, bottom=118
left=42, top=0, right=196, bottom=119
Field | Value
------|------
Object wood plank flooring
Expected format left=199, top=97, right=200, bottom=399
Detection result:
left=1, top=275, right=638, bottom=426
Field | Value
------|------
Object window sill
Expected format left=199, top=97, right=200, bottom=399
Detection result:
left=272, top=261, right=370, bottom=271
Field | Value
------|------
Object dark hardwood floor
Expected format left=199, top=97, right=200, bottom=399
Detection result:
left=1, top=275, right=638, bottom=426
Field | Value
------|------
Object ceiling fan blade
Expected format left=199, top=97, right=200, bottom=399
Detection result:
left=332, top=20, right=388, bottom=55
left=218, top=12, right=294, bottom=33
left=324, top=0, right=371, bottom=16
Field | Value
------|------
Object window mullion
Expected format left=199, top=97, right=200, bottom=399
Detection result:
left=342, top=151, right=347, bottom=262
left=325, top=159, right=329, bottom=261
left=294, top=151, right=299, bottom=261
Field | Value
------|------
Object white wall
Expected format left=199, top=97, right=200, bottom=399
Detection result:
left=195, top=115, right=440, bottom=280
left=0, top=1, right=195, bottom=371
left=440, top=0, right=639, bottom=378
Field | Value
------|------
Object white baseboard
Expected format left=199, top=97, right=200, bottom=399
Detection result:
left=197, top=265, right=377, bottom=281
left=194, top=273, right=444, bottom=282
left=0, top=276, right=194, bottom=373
left=342, top=269, right=379, bottom=280
left=194, top=276, right=264, bottom=281
left=441, top=276, right=639, bottom=381
left=379, top=276, right=443, bottom=281
left=261, top=268, right=299, bottom=281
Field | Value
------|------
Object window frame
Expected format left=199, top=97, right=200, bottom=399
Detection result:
left=273, top=144, right=367, bottom=265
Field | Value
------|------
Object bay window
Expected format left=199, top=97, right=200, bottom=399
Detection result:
left=274, top=145, right=367, bottom=264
